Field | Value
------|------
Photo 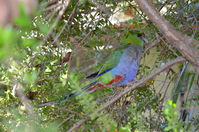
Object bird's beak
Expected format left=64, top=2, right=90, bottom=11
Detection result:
left=137, top=33, right=148, bottom=45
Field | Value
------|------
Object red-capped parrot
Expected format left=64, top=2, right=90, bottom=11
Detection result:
left=38, top=32, right=145, bottom=107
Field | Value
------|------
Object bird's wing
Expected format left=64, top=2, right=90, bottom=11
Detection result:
left=96, top=46, right=124, bottom=75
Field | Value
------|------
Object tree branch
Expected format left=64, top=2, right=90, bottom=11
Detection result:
left=135, top=0, right=199, bottom=69
left=14, top=81, right=35, bottom=115
left=67, top=56, right=186, bottom=132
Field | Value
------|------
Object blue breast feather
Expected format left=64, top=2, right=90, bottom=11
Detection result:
left=96, top=45, right=140, bottom=85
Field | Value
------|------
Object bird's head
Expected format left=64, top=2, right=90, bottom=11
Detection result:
left=121, top=30, right=146, bottom=47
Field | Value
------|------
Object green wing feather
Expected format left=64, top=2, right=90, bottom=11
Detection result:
left=96, top=46, right=125, bottom=83
left=103, top=48, right=123, bottom=69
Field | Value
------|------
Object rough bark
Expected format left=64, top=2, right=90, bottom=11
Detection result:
left=135, top=0, right=199, bottom=69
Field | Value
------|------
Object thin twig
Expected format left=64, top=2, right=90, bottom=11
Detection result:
left=57, top=115, right=74, bottom=128
left=41, top=0, right=71, bottom=45
left=51, top=0, right=80, bottom=45
left=89, top=0, right=111, bottom=16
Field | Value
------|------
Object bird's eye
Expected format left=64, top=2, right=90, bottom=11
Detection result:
left=137, top=33, right=143, bottom=37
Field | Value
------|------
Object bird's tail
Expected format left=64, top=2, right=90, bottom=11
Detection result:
left=38, top=81, right=98, bottom=107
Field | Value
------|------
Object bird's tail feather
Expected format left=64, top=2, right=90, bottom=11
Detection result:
left=38, top=81, right=98, bottom=107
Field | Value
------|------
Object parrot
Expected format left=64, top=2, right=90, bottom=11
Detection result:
left=38, top=32, right=145, bottom=107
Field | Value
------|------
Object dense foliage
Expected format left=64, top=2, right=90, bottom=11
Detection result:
left=0, top=0, right=198, bottom=131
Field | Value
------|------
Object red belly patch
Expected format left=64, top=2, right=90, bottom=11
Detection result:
left=87, top=75, right=123, bottom=92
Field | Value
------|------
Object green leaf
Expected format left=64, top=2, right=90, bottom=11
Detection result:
left=22, top=38, right=38, bottom=47
left=24, top=70, right=38, bottom=84
left=14, top=3, right=32, bottom=28
left=119, top=125, right=131, bottom=132
left=0, top=27, right=16, bottom=58
left=39, top=23, right=49, bottom=34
